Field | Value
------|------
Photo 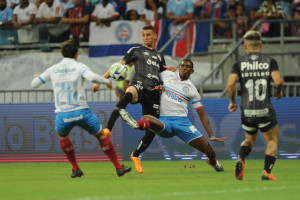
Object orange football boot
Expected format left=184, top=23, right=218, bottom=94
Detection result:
left=131, top=152, right=144, bottom=173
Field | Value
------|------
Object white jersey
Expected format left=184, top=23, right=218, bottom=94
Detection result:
left=36, top=1, right=69, bottom=36
left=160, top=71, right=203, bottom=117
left=13, top=3, right=39, bottom=43
left=31, top=58, right=109, bottom=113
left=91, top=2, right=119, bottom=19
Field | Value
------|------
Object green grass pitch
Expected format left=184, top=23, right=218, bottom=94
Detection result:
left=0, top=160, right=299, bottom=200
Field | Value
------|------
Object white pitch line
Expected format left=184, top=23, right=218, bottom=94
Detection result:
left=73, top=185, right=299, bottom=200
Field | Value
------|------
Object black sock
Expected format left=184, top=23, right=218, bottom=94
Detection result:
left=133, top=130, right=155, bottom=157
left=107, top=93, right=133, bottom=131
left=264, top=155, right=276, bottom=173
left=239, top=146, right=251, bottom=162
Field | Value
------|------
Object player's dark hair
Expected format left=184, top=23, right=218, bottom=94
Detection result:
left=61, top=39, right=78, bottom=58
left=182, top=58, right=194, bottom=68
left=142, top=24, right=156, bottom=33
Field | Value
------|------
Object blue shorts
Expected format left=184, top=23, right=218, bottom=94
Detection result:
left=157, top=116, right=202, bottom=143
left=55, top=108, right=101, bottom=137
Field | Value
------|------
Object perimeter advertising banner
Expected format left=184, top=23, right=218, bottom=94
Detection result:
left=0, top=99, right=299, bottom=162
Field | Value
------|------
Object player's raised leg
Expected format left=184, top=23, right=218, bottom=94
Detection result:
left=107, top=86, right=139, bottom=131
left=261, top=125, right=278, bottom=181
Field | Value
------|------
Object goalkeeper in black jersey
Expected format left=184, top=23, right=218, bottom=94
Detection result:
left=93, top=24, right=174, bottom=173
left=227, top=30, right=284, bottom=181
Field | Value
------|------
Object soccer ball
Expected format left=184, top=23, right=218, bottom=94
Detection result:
left=109, top=62, right=129, bottom=81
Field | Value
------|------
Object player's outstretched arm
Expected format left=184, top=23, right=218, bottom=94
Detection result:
left=31, top=72, right=50, bottom=88
left=227, top=73, right=238, bottom=112
left=92, top=69, right=111, bottom=92
left=82, top=69, right=111, bottom=89
left=196, top=107, right=227, bottom=142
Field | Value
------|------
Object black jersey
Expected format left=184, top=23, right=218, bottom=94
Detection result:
left=123, top=46, right=166, bottom=91
left=231, top=53, right=279, bottom=121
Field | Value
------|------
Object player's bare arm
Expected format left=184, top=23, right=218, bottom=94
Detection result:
left=196, top=107, right=227, bottom=142
left=92, top=70, right=111, bottom=92
left=227, top=73, right=238, bottom=112
left=271, top=71, right=284, bottom=99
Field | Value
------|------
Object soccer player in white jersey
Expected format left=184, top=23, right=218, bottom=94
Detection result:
left=31, top=39, right=131, bottom=178
left=120, top=58, right=227, bottom=172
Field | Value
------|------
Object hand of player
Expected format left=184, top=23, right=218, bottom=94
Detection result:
left=209, top=136, right=227, bottom=142
left=107, top=80, right=112, bottom=89
left=165, top=65, right=176, bottom=72
left=152, top=85, right=165, bottom=92
left=92, top=84, right=100, bottom=93
left=33, top=74, right=39, bottom=79
left=275, top=91, right=283, bottom=99
left=228, top=102, right=237, bottom=112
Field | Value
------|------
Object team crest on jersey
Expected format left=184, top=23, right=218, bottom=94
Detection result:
left=115, top=22, right=132, bottom=43
left=183, top=86, right=189, bottom=93
left=168, top=24, right=185, bottom=41
left=250, top=55, right=259, bottom=60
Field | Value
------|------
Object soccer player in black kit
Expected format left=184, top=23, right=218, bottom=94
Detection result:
left=93, top=25, right=174, bottom=173
left=227, top=30, right=284, bottom=181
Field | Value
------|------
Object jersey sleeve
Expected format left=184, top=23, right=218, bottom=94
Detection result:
left=31, top=68, right=51, bottom=88
left=159, top=53, right=166, bottom=72
left=191, top=87, right=203, bottom=110
left=123, top=47, right=137, bottom=64
left=231, top=62, right=240, bottom=74
left=80, top=64, right=109, bottom=85
left=270, top=58, right=279, bottom=72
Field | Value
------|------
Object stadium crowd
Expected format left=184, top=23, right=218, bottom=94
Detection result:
left=0, top=0, right=299, bottom=46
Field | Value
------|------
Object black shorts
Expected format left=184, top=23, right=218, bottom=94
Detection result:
left=241, top=115, right=277, bottom=135
left=132, top=84, right=160, bottom=118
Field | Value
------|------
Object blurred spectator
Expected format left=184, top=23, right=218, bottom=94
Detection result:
left=201, top=0, right=227, bottom=37
left=166, top=0, right=194, bottom=25
left=193, top=0, right=207, bottom=19
left=112, top=0, right=127, bottom=20
left=242, top=0, right=263, bottom=16
left=236, top=3, right=248, bottom=37
left=61, top=0, right=90, bottom=42
left=248, top=8, right=258, bottom=28
left=292, top=0, right=300, bottom=11
left=255, top=0, right=286, bottom=37
left=62, top=0, right=74, bottom=13
left=220, top=4, right=236, bottom=38
left=91, top=0, right=119, bottom=26
left=201, top=0, right=227, bottom=19
left=140, top=0, right=164, bottom=20
left=291, top=8, right=300, bottom=36
left=0, top=0, right=16, bottom=45
left=12, top=0, right=39, bottom=44
left=125, top=9, right=141, bottom=21
left=279, top=0, right=292, bottom=19
left=121, top=0, right=145, bottom=16
left=34, top=0, right=70, bottom=43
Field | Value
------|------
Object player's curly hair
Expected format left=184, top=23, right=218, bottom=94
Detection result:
left=61, top=39, right=79, bottom=58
